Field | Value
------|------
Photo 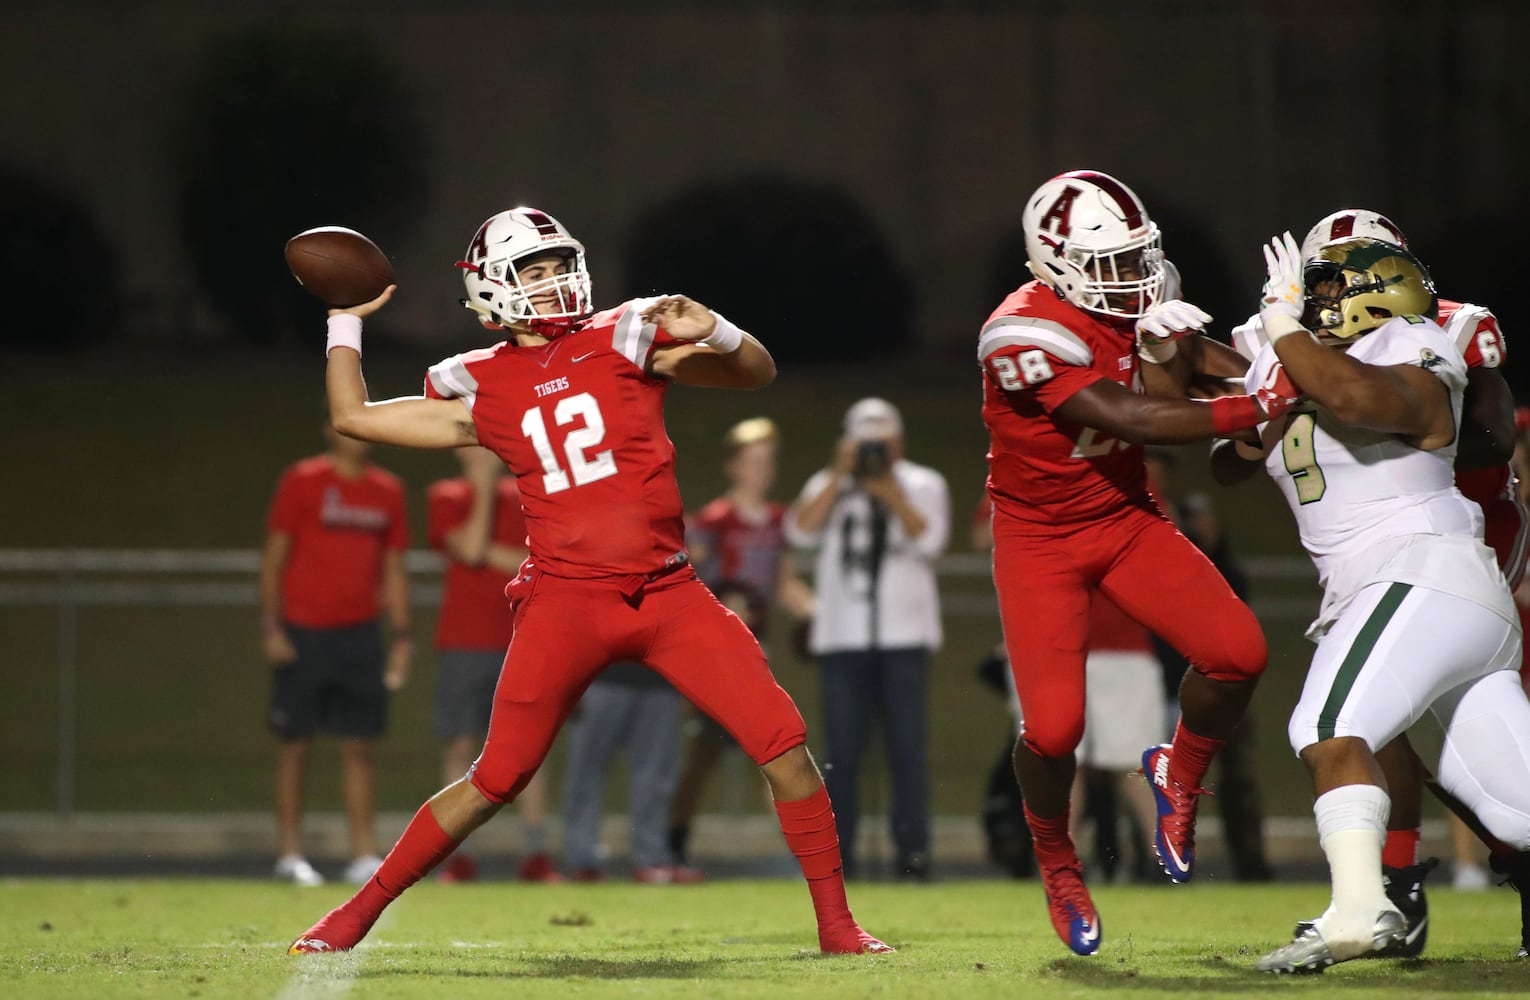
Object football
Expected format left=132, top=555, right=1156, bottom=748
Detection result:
left=284, top=227, right=395, bottom=307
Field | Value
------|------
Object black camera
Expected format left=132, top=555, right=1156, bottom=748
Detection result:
left=853, top=439, right=890, bottom=478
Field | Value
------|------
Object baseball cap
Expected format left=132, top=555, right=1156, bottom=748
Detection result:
left=844, top=397, right=903, bottom=441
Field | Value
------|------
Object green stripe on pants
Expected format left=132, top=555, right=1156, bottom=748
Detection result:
left=1317, top=582, right=1412, bottom=741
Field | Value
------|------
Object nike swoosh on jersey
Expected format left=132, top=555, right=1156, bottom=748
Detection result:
left=571, top=350, right=598, bottom=362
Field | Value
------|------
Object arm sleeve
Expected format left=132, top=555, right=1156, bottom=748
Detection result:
left=978, top=314, right=1105, bottom=412
left=1449, top=305, right=1505, bottom=370
left=610, top=297, right=681, bottom=372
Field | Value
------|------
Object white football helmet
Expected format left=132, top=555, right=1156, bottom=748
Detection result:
left=1299, top=208, right=1407, bottom=263
left=1023, top=170, right=1165, bottom=320
left=456, top=207, right=592, bottom=333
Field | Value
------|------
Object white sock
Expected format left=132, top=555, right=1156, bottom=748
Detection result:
left=1313, top=784, right=1394, bottom=958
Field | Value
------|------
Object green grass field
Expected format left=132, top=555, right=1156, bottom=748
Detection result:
left=3, top=878, right=1525, bottom=998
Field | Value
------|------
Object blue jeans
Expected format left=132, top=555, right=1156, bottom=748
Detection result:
left=818, top=646, right=931, bottom=873
left=561, top=681, right=682, bottom=870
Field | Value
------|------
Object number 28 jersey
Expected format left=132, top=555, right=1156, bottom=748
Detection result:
left=425, top=297, right=688, bottom=579
left=979, top=280, right=1150, bottom=526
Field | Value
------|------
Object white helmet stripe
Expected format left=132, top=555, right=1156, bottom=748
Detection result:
left=978, top=316, right=1093, bottom=367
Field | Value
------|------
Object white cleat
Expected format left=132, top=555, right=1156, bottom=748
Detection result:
left=1257, top=909, right=1405, bottom=974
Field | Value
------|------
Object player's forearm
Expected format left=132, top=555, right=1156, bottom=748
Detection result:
left=485, top=544, right=528, bottom=575
left=1271, top=334, right=1428, bottom=435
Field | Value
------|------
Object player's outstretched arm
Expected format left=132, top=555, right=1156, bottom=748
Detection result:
left=1458, top=366, right=1517, bottom=468
left=643, top=295, right=776, bottom=389
left=324, top=290, right=478, bottom=449
left=1051, top=377, right=1294, bottom=446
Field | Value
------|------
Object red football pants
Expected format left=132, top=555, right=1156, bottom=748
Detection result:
left=993, top=504, right=1267, bottom=760
left=468, top=570, right=808, bottom=803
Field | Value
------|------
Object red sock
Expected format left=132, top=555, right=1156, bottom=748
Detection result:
left=373, top=802, right=461, bottom=901
left=1382, top=828, right=1420, bottom=869
left=774, top=787, right=852, bottom=926
left=1024, top=803, right=1074, bottom=865
left=1168, top=719, right=1224, bottom=790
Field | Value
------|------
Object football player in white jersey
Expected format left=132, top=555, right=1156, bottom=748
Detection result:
left=1217, top=234, right=1530, bottom=973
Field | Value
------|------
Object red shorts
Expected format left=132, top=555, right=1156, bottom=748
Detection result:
left=993, top=504, right=1266, bottom=759
left=468, top=568, right=807, bottom=803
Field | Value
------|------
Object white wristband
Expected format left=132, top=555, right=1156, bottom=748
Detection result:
left=1263, top=313, right=1306, bottom=345
left=1137, top=338, right=1178, bottom=364
left=700, top=311, right=744, bottom=354
left=326, top=314, right=363, bottom=357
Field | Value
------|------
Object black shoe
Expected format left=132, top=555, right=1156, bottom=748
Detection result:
left=1489, top=851, right=1530, bottom=959
left=1375, top=857, right=1437, bottom=958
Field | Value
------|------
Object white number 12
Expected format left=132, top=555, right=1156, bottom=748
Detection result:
left=520, top=392, right=618, bottom=494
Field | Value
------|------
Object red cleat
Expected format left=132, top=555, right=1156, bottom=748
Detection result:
left=287, top=903, right=375, bottom=955
left=819, top=923, right=895, bottom=954
left=1039, top=859, right=1101, bottom=956
left=438, top=852, right=479, bottom=884
left=517, top=852, right=562, bottom=883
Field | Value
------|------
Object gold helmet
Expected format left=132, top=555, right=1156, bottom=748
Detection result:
left=1303, top=237, right=1437, bottom=343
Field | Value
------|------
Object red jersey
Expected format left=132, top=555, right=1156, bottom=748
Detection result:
left=427, top=476, right=527, bottom=651
left=1440, top=298, right=1526, bottom=586
left=425, top=298, right=689, bottom=579
left=266, top=455, right=408, bottom=629
left=979, top=281, right=1150, bottom=525
left=687, top=496, right=787, bottom=618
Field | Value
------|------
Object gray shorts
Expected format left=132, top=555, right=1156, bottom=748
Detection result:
left=432, top=648, right=504, bottom=740
left=268, top=620, right=386, bottom=741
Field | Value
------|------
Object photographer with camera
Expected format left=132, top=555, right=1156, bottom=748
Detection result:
left=785, top=398, right=950, bottom=880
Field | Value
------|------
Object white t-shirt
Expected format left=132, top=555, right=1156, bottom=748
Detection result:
left=784, top=459, right=950, bottom=654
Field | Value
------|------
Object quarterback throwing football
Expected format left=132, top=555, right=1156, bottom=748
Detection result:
left=288, top=208, right=889, bottom=957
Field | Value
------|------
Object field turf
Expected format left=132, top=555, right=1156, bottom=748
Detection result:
left=3, top=877, right=1525, bottom=998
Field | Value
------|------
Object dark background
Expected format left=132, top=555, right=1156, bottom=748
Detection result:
left=1, top=1, right=1525, bottom=831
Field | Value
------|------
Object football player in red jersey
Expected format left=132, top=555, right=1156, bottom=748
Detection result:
left=979, top=170, right=1299, bottom=956
left=1226, top=209, right=1527, bottom=959
left=289, top=207, right=889, bottom=957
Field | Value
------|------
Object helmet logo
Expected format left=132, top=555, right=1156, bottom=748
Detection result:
left=1038, top=185, right=1082, bottom=238
left=467, top=221, right=491, bottom=263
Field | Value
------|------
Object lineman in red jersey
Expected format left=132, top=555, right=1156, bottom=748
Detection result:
left=289, top=207, right=889, bottom=957
left=981, top=170, right=1298, bottom=956
left=1226, top=208, right=1525, bottom=957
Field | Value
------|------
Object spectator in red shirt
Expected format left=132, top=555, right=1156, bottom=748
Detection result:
left=427, top=446, right=557, bottom=883
left=259, top=424, right=412, bottom=886
left=670, top=417, right=814, bottom=870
